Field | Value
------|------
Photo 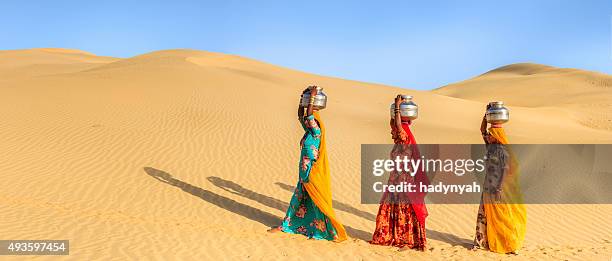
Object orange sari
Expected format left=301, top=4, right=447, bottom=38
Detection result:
left=303, top=112, right=348, bottom=241
left=475, top=127, right=527, bottom=253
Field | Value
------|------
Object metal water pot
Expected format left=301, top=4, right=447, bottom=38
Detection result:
left=486, top=101, right=509, bottom=124
left=390, top=95, right=418, bottom=120
left=300, top=86, right=327, bottom=110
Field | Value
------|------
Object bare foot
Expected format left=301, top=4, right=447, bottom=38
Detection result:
left=398, top=246, right=410, bottom=252
left=267, top=227, right=282, bottom=233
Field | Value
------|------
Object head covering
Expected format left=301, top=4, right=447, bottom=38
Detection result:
left=302, top=111, right=348, bottom=241
left=488, top=127, right=509, bottom=144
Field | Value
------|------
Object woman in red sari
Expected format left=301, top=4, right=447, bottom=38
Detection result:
left=370, top=95, right=429, bottom=251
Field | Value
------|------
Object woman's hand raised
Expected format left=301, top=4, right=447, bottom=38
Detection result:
left=309, top=85, right=319, bottom=96
left=395, top=94, right=403, bottom=108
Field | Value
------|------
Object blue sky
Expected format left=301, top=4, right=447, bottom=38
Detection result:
left=1, top=1, right=610, bottom=89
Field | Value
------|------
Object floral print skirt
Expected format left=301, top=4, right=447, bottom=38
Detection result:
left=280, top=181, right=337, bottom=240
left=370, top=201, right=427, bottom=250
left=473, top=198, right=489, bottom=249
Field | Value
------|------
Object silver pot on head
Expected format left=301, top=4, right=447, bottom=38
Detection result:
left=300, top=86, right=327, bottom=110
left=486, top=101, right=509, bottom=124
left=390, top=95, right=418, bottom=121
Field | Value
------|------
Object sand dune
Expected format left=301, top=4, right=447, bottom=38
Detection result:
left=0, top=49, right=610, bottom=260
left=435, top=63, right=612, bottom=131
left=0, top=48, right=119, bottom=78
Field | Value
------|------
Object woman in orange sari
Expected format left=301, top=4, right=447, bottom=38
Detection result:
left=473, top=105, right=527, bottom=254
left=370, top=95, right=429, bottom=251
left=268, top=86, right=347, bottom=242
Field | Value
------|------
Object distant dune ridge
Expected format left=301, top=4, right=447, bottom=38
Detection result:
left=435, top=63, right=612, bottom=131
left=0, top=48, right=610, bottom=260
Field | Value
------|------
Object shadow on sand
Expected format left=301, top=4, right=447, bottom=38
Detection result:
left=205, top=176, right=371, bottom=240
left=144, top=167, right=281, bottom=227
left=272, top=181, right=472, bottom=248
left=144, top=167, right=471, bottom=246
left=145, top=167, right=372, bottom=240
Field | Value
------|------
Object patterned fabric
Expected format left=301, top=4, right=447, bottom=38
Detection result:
left=473, top=202, right=489, bottom=249
left=474, top=144, right=509, bottom=249
left=370, top=121, right=427, bottom=250
left=474, top=130, right=527, bottom=254
left=370, top=177, right=427, bottom=249
left=483, top=144, right=510, bottom=193
left=474, top=144, right=510, bottom=250
left=280, top=114, right=338, bottom=240
left=391, top=124, right=409, bottom=144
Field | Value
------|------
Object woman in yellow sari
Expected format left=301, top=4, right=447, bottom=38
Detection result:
left=268, top=86, right=347, bottom=242
left=473, top=105, right=527, bottom=254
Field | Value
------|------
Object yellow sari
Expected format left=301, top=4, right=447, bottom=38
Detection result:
left=483, top=127, right=527, bottom=253
left=303, top=112, right=348, bottom=242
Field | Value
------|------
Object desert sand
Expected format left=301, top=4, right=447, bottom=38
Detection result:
left=0, top=48, right=610, bottom=260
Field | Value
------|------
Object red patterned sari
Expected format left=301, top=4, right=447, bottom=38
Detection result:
left=370, top=120, right=428, bottom=250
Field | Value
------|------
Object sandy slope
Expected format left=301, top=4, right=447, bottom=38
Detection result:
left=434, top=63, right=612, bottom=132
left=0, top=49, right=610, bottom=260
